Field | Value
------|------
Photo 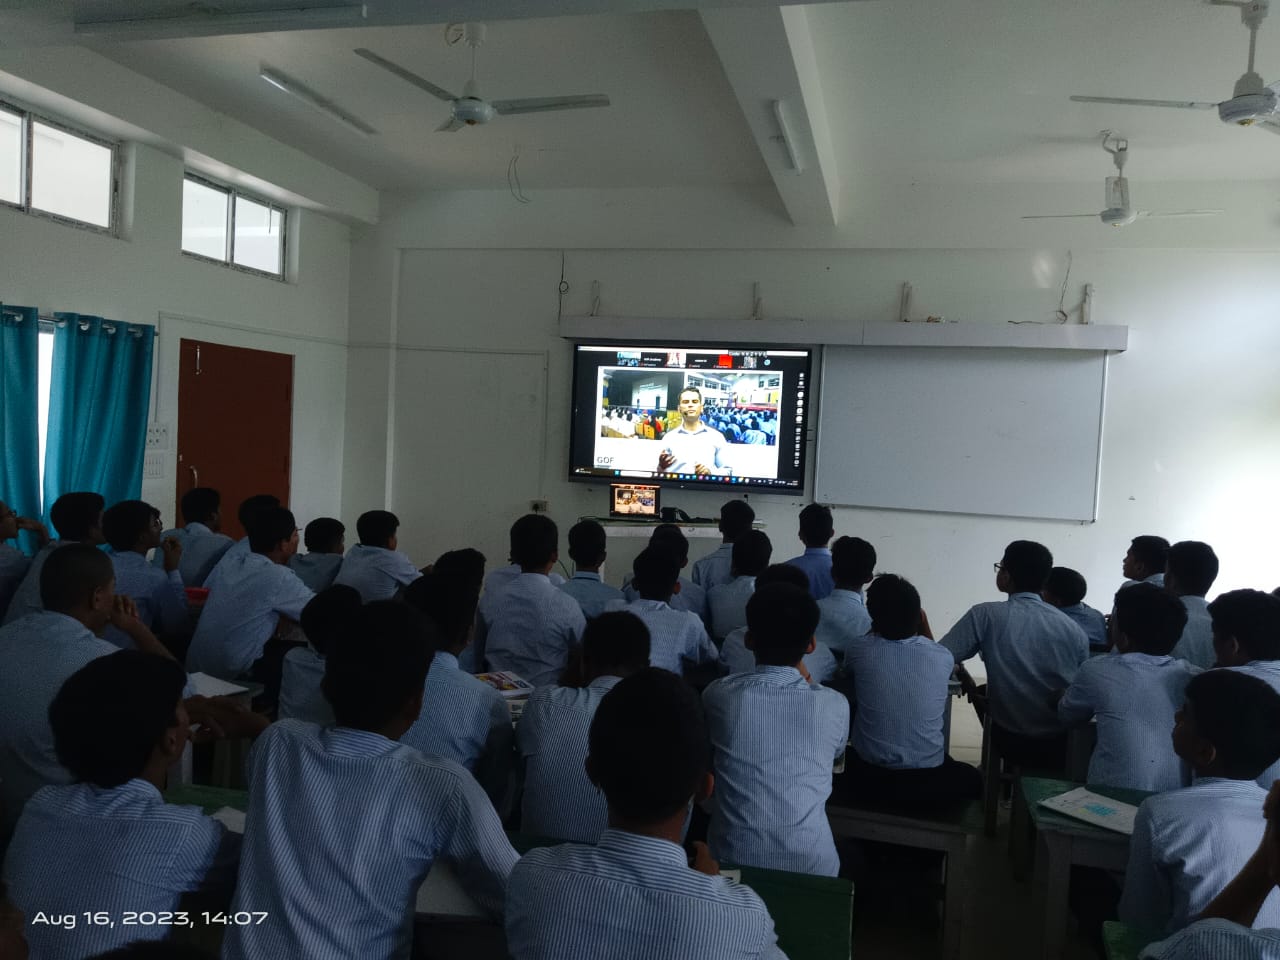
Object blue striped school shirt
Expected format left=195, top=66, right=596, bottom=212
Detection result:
left=691, top=543, right=734, bottom=591
left=815, top=588, right=871, bottom=659
left=708, top=575, right=756, bottom=641
left=846, top=633, right=954, bottom=770
left=1171, top=596, right=1214, bottom=668
left=1058, top=653, right=1199, bottom=792
left=481, top=573, right=587, bottom=688
left=784, top=547, right=834, bottom=599
left=287, top=551, right=344, bottom=593
left=505, top=829, right=788, bottom=960
left=719, top=627, right=837, bottom=684
left=2, top=541, right=62, bottom=625
left=1058, top=602, right=1109, bottom=649
left=517, top=675, right=620, bottom=842
left=153, top=522, right=234, bottom=587
left=703, top=666, right=849, bottom=876
left=560, top=572, right=625, bottom=619
left=333, top=543, right=423, bottom=602
left=223, top=721, right=519, bottom=960
left=2, top=779, right=235, bottom=959
left=1141, top=919, right=1280, bottom=960
left=106, top=551, right=189, bottom=647
left=607, top=599, right=717, bottom=674
left=622, top=575, right=708, bottom=624
left=277, top=644, right=334, bottom=725
left=1222, top=660, right=1280, bottom=790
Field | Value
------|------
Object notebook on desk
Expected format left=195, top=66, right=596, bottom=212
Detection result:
left=1038, top=787, right=1139, bottom=835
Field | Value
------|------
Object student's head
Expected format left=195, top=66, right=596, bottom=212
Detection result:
left=51, top=651, right=189, bottom=787
left=40, top=543, right=115, bottom=625
left=322, top=600, right=435, bottom=735
left=432, top=547, right=486, bottom=590
left=798, top=503, right=834, bottom=548
left=581, top=611, right=651, bottom=680
left=403, top=570, right=481, bottom=655
left=1173, top=670, right=1280, bottom=779
left=303, top=517, right=346, bottom=555
left=1042, top=567, right=1087, bottom=608
left=356, top=509, right=399, bottom=550
left=866, top=574, right=922, bottom=641
left=831, top=536, right=876, bottom=589
left=237, top=494, right=281, bottom=538
left=509, top=514, right=558, bottom=572
left=299, top=585, right=362, bottom=658
left=1111, top=583, right=1187, bottom=656
left=1123, top=535, right=1170, bottom=581
left=731, top=530, right=772, bottom=579
left=49, top=491, right=105, bottom=544
left=632, top=545, right=681, bottom=602
left=102, top=500, right=162, bottom=553
left=1165, top=540, right=1219, bottom=598
left=718, top=499, right=755, bottom=542
left=649, top=524, right=690, bottom=565
left=997, top=540, right=1053, bottom=594
left=179, top=487, right=221, bottom=529
left=248, top=506, right=299, bottom=559
left=586, top=668, right=712, bottom=827
left=746, top=582, right=819, bottom=666
left=568, top=519, right=608, bottom=570
left=1209, top=589, right=1280, bottom=667
left=755, top=563, right=809, bottom=591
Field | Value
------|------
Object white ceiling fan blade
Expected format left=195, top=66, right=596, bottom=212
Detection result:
left=490, top=94, right=611, bottom=116
left=1020, top=213, right=1099, bottom=219
left=1135, top=209, right=1225, bottom=218
left=435, top=117, right=467, bottom=133
left=354, top=48, right=458, bottom=103
left=1070, top=95, right=1219, bottom=110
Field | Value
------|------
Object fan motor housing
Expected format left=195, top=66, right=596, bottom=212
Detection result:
left=1100, top=207, right=1137, bottom=227
left=1219, top=91, right=1278, bottom=125
left=453, top=97, right=495, bottom=125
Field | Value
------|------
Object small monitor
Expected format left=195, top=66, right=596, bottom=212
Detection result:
left=610, top=482, right=660, bottom=518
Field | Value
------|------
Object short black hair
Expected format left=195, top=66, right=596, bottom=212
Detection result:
left=322, top=600, right=435, bottom=731
left=1129, top=535, right=1171, bottom=575
left=50, top=651, right=187, bottom=787
left=237, top=494, right=281, bottom=535
left=649, top=524, right=689, bottom=564
left=403, top=569, right=481, bottom=651
left=1183, top=670, right=1280, bottom=780
left=568, top=519, right=607, bottom=566
left=632, top=545, right=681, bottom=601
left=102, top=500, right=157, bottom=552
left=719, top=499, right=755, bottom=540
left=678, top=386, right=702, bottom=402
left=746, top=582, right=819, bottom=666
left=1113, top=582, right=1188, bottom=656
left=732, top=530, right=772, bottom=578
left=248, top=507, right=297, bottom=554
left=180, top=487, right=221, bottom=526
left=299, top=585, right=362, bottom=657
left=356, top=510, right=399, bottom=547
left=49, top=491, right=105, bottom=542
left=1209, top=589, right=1280, bottom=662
left=1044, top=567, right=1088, bottom=606
left=587, top=668, right=710, bottom=824
left=304, top=517, right=345, bottom=553
left=798, top=503, right=834, bottom=546
left=582, top=611, right=651, bottom=676
left=756, top=563, right=809, bottom=590
left=1001, top=540, right=1053, bottom=593
left=510, top=514, right=558, bottom=570
left=867, top=574, right=922, bottom=641
left=432, top=548, right=486, bottom=590
left=40, top=542, right=114, bottom=612
left=1167, top=541, right=1219, bottom=597
left=831, top=536, right=876, bottom=586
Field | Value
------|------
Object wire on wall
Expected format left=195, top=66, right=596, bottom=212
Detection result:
left=507, top=145, right=532, bottom=204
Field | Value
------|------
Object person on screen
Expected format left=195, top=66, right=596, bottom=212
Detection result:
left=657, top=387, right=730, bottom=476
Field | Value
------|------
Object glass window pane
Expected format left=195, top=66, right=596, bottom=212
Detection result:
left=233, top=195, right=283, bottom=275
left=0, top=109, right=21, bottom=206
left=30, top=121, right=113, bottom=228
left=182, top=178, right=229, bottom=260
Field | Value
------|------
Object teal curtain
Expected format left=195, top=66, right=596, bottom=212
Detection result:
left=43, top=313, right=155, bottom=522
left=0, top=305, right=41, bottom=554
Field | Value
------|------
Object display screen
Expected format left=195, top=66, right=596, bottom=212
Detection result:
left=569, top=343, right=813, bottom=492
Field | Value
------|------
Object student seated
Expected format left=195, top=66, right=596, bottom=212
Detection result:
left=1057, top=583, right=1196, bottom=792
left=222, top=601, right=519, bottom=960
left=1042, top=566, right=1108, bottom=651
left=287, top=517, right=346, bottom=593
left=1122, top=534, right=1170, bottom=590
left=479, top=515, right=585, bottom=687
left=708, top=530, right=772, bottom=641
left=0, top=499, right=48, bottom=622
left=211, top=494, right=281, bottom=572
left=691, top=498, right=755, bottom=591
left=2, top=651, right=239, bottom=960
left=1211, top=588, right=1280, bottom=790
left=838, top=574, right=981, bottom=811
left=153, top=487, right=234, bottom=588
left=505, top=668, right=787, bottom=960
left=278, top=585, right=362, bottom=725
left=333, top=509, right=422, bottom=602
left=1166, top=540, right=1219, bottom=668
left=559, top=519, right=624, bottom=618
left=1119, top=670, right=1280, bottom=933
left=622, top=524, right=708, bottom=624
left=703, top=583, right=849, bottom=876
left=482, top=516, right=567, bottom=602
left=3, top=491, right=104, bottom=625
left=815, top=535, right=876, bottom=660
left=102, top=500, right=190, bottom=648
left=611, top=546, right=717, bottom=675
left=720, top=564, right=837, bottom=683
left=784, top=503, right=835, bottom=599
left=518, top=611, right=650, bottom=843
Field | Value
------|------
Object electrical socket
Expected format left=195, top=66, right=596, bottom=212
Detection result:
left=530, top=499, right=549, bottom=514
left=145, top=422, right=171, bottom=450
left=143, top=451, right=165, bottom=479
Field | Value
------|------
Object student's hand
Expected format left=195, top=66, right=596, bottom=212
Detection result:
left=689, top=841, right=720, bottom=877
left=161, top=536, right=183, bottom=572
left=186, top=696, right=270, bottom=742
left=15, top=516, right=49, bottom=546
left=657, top=451, right=675, bottom=471
left=110, top=594, right=142, bottom=628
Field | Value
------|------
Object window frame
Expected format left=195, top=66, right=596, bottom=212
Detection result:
left=181, top=172, right=288, bottom=281
left=0, top=99, right=119, bottom=235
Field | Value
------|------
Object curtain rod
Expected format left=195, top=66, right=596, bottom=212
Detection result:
left=1, top=309, right=154, bottom=337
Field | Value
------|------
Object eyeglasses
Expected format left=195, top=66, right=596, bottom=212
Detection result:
left=992, top=562, right=1004, bottom=573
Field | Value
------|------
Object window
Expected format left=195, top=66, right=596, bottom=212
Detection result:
left=182, top=174, right=286, bottom=279
left=0, top=102, right=117, bottom=231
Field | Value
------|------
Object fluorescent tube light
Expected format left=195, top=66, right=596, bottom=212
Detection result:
left=770, top=99, right=804, bottom=174
left=260, top=66, right=377, bottom=136
left=75, top=4, right=367, bottom=40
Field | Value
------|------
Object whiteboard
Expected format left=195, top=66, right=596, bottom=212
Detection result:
left=815, top=346, right=1106, bottom=521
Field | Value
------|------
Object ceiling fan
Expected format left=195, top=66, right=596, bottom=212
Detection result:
left=1071, top=0, right=1280, bottom=132
left=354, top=22, right=611, bottom=133
left=1021, top=132, right=1224, bottom=226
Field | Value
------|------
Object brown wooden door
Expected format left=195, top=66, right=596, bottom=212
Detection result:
left=175, top=339, right=293, bottom=540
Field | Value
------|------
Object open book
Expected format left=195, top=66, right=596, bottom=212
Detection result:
left=1038, top=787, right=1139, bottom=835
left=473, top=671, right=534, bottom=699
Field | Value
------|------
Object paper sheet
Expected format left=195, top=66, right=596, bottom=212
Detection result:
left=1038, top=787, right=1138, bottom=835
